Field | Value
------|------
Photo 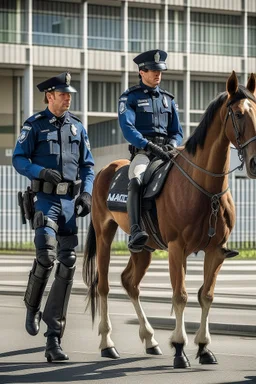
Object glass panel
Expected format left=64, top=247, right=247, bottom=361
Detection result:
left=128, top=8, right=157, bottom=52
left=89, top=119, right=124, bottom=148
left=168, top=10, right=185, bottom=52
left=0, top=0, right=27, bottom=44
left=248, top=17, right=256, bottom=57
left=89, top=81, right=121, bottom=113
left=33, top=0, right=82, bottom=48
left=190, top=12, right=243, bottom=56
left=88, top=5, right=122, bottom=51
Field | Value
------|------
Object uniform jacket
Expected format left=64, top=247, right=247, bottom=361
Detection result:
left=12, top=108, right=94, bottom=195
left=118, top=81, right=183, bottom=149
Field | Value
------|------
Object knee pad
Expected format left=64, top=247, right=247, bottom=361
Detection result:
left=57, top=235, right=78, bottom=267
left=34, top=232, right=57, bottom=267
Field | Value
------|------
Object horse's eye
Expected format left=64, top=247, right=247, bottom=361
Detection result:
left=235, top=112, right=243, bottom=119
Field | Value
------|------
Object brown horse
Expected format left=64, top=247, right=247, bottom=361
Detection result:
left=82, top=71, right=256, bottom=368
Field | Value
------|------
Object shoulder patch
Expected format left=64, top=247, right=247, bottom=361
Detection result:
left=159, top=88, right=174, bottom=99
left=18, top=130, right=29, bottom=144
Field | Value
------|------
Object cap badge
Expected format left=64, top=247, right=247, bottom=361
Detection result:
left=65, top=73, right=71, bottom=85
left=71, top=124, right=77, bottom=136
left=154, top=51, right=160, bottom=63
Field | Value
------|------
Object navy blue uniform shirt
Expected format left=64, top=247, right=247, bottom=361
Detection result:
left=118, top=81, right=183, bottom=149
left=12, top=108, right=94, bottom=195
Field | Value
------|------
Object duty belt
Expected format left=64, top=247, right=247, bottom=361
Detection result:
left=31, top=179, right=82, bottom=198
left=145, top=136, right=167, bottom=146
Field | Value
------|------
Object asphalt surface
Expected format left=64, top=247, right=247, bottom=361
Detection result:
left=0, top=253, right=256, bottom=337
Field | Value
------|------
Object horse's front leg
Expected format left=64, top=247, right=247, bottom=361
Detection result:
left=121, top=250, right=162, bottom=355
left=169, top=245, right=190, bottom=368
left=194, top=247, right=225, bottom=364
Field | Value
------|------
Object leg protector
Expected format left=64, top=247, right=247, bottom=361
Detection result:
left=24, top=259, right=53, bottom=312
left=24, top=259, right=53, bottom=336
left=43, top=262, right=76, bottom=338
left=127, top=178, right=149, bottom=252
left=57, top=234, right=78, bottom=267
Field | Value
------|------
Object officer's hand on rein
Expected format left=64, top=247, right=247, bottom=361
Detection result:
left=75, top=192, right=92, bottom=217
left=146, top=142, right=170, bottom=162
left=39, top=169, right=62, bottom=186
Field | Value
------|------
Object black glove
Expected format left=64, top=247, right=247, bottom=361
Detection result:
left=39, top=169, right=62, bottom=186
left=163, top=139, right=177, bottom=152
left=75, top=192, right=92, bottom=217
left=146, top=142, right=170, bottom=162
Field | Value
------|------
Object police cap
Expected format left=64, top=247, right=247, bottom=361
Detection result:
left=133, top=49, right=167, bottom=71
left=37, top=72, right=77, bottom=93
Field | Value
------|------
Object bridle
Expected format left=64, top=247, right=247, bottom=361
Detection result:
left=169, top=92, right=256, bottom=239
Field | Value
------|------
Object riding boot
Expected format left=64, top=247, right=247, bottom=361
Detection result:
left=24, top=259, right=53, bottom=336
left=45, top=336, right=69, bottom=362
left=43, top=262, right=76, bottom=342
left=127, top=178, right=149, bottom=253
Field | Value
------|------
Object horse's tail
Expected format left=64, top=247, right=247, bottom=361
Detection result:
left=82, top=220, right=99, bottom=324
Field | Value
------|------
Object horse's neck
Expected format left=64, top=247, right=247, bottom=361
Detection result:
left=193, top=119, right=230, bottom=190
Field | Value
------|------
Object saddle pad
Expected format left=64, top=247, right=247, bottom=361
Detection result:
left=107, top=165, right=129, bottom=212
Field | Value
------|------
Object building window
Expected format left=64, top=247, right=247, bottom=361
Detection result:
left=88, top=81, right=121, bottom=113
left=190, top=12, right=243, bottom=56
left=248, top=16, right=256, bottom=57
left=33, top=0, right=82, bottom=48
left=89, top=120, right=124, bottom=149
left=168, top=10, right=185, bottom=52
left=190, top=80, right=226, bottom=133
left=128, top=8, right=157, bottom=52
left=0, top=0, right=27, bottom=44
left=88, top=5, right=122, bottom=51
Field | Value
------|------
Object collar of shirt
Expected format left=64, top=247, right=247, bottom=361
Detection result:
left=140, top=81, right=159, bottom=96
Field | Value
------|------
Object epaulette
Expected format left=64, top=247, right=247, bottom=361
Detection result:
left=123, top=85, right=142, bottom=96
left=69, top=112, right=82, bottom=123
left=159, top=88, right=174, bottom=99
left=26, top=111, right=47, bottom=123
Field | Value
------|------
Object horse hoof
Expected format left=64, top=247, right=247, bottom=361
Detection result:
left=174, top=354, right=191, bottom=369
left=101, top=347, right=120, bottom=359
left=146, top=345, right=162, bottom=355
left=199, top=349, right=218, bottom=365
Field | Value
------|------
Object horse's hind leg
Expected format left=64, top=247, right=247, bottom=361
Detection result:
left=97, top=220, right=120, bottom=359
left=194, top=247, right=225, bottom=364
left=121, top=249, right=162, bottom=355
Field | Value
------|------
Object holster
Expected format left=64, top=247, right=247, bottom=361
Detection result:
left=23, top=187, right=35, bottom=229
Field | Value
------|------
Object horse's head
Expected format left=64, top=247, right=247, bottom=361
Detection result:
left=225, top=71, right=256, bottom=178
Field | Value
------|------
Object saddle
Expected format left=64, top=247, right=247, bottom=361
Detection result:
left=107, top=153, right=177, bottom=250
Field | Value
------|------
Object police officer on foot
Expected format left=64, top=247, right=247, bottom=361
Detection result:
left=118, top=49, right=183, bottom=253
left=12, top=72, right=94, bottom=362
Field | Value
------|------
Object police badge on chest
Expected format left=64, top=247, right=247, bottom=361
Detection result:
left=70, top=124, right=77, bottom=135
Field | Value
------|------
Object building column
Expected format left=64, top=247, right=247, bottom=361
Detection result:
left=163, top=1, right=168, bottom=52
left=121, top=0, right=129, bottom=93
left=242, top=0, right=248, bottom=85
left=81, top=0, right=88, bottom=130
left=184, top=0, right=190, bottom=141
left=14, top=76, right=21, bottom=138
left=23, top=0, right=33, bottom=121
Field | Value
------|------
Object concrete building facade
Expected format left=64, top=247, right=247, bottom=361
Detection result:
left=1, top=0, right=256, bottom=173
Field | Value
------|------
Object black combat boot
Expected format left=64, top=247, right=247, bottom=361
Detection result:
left=127, top=178, right=149, bottom=253
left=24, top=259, right=53, bottom=336
left=45, top=336, right=69, bottom=362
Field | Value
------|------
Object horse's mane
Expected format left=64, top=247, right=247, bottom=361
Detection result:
left=185, top=85, right=253, bottom=155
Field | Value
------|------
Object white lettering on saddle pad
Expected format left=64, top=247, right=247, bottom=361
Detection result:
left=107, top=193, right=128, bottom=203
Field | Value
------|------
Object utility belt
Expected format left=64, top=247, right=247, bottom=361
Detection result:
left=31, top=179, right=82, bottom=198
left=128, top=135, right=167, bottom=159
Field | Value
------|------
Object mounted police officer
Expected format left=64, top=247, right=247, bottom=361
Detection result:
left=118, top=49, right=183, bottom=253
left=12, top=72, right=94, bottom=362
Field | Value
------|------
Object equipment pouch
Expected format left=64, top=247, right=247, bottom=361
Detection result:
left=23, top=187, right=35, bottom=228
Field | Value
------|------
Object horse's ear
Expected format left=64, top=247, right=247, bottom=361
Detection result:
left=227, top=70, right=238, bottom=96
left=246, top=73, right=256, bottom=96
